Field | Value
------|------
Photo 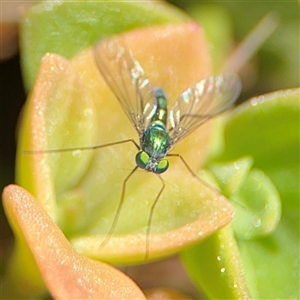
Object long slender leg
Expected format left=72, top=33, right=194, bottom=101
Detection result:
left=144, top=154, right=218, bottom=260
left=23, top=138, right=140, bottom=154
left=167, top=153, right=223, bottom=195
left=167, top=153, right=246, bottom=210
left=101, top=165, right=139, bottom=246
left=145, top=175, right=165, bottom=260
left=142, top=155, right=221, bottom=260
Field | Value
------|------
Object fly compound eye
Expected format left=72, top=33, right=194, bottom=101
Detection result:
left=135, top=151, right=149, bottom=169
left=155, top=159, right=169, bottom=174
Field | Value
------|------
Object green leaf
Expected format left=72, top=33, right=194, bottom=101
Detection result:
left=231, top=168, right=281, bottom=240
left=182, top=89, right=299, bottom=299
left=222, top=89, right=299, bottom=298
left=181, top=226, right=251, bottom=299
left=202, top=89, right=299, bottom=299
left=207, top=158, right=281, bottom=240
left=208, top=157, right=253, bottom=197
left=20, top=0, right=189, bottom=91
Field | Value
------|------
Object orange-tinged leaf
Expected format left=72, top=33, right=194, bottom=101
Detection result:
left=16, top=22, right=234, bottom=264
left=3, top=184, right=146, bottom=299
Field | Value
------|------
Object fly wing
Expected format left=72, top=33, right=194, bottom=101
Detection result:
left=168, top=73, right=242, bottom=144
left=94, top=37, right=156, bottom=135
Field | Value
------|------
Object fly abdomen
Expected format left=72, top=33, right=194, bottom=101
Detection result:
left=151, top=87, right=168, bottom=125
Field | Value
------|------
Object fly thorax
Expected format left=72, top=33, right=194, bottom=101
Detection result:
left=143, top=122, right=171, bottom=159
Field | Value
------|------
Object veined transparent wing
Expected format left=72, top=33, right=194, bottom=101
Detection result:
left=168, top=73, right=242, bottom=144
left=94, top=37, right=156, bottom=135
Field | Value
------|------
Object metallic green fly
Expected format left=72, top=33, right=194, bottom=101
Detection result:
left=92, top=37, right=241, bottom=255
